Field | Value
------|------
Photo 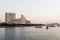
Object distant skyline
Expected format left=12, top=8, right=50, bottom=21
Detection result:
left=0, top=0, right=60, bottom=23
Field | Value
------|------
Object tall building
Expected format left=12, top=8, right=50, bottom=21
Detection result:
left=5, top=12, right=15, bottom=23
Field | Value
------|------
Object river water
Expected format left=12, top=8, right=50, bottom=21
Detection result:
left=0, top=26, right=60, bottom=40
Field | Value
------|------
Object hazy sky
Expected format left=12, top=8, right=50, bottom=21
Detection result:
left=0, top=0, right=60, bottom=23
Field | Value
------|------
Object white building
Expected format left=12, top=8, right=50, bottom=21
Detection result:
left=5, top=12, right=15, bottom=23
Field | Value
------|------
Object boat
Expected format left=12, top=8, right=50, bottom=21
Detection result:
left=46, top=26, right=48, bottom=29
left=35, top=26, right=42, bottom=28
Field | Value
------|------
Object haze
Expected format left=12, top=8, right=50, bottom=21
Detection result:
left=0, top=0, right=60, bottom=23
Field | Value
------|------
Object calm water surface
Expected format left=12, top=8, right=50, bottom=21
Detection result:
left=0, top=26, right=60, bottom=40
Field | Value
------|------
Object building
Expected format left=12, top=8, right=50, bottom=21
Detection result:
left=13, top=15, right=31, bottom=24
left=5, top=12, right=31, bottom=24
left=5, top=12, right=15, bottom=23
left=26, top=20, right=31, bottom=24
left=19, top=15, right=26, bottom=24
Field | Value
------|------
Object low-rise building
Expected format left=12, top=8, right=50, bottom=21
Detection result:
left=13, top=15, right=31, bottom=24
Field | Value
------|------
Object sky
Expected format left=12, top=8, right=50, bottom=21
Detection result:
left=0, top=0, right=60, bottom=23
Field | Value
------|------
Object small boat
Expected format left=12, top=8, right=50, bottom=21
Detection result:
left=35, top=26, right=42, bottom=28
left=46, top=26, right=48, bottom=29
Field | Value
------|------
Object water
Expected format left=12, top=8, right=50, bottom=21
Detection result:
left=0, top=26, right=60, bottom=40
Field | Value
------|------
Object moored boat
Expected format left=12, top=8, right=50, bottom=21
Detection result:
left=46, top=26, right=48, bottom=29
left=35, top=26, right=42, bottom=28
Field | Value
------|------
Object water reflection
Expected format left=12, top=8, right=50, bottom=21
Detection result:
left=5, top=27, right=15, bottom=40
left=0, top=26, right=60, bottom=40
left=0, top=28, right=5, bottom=40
